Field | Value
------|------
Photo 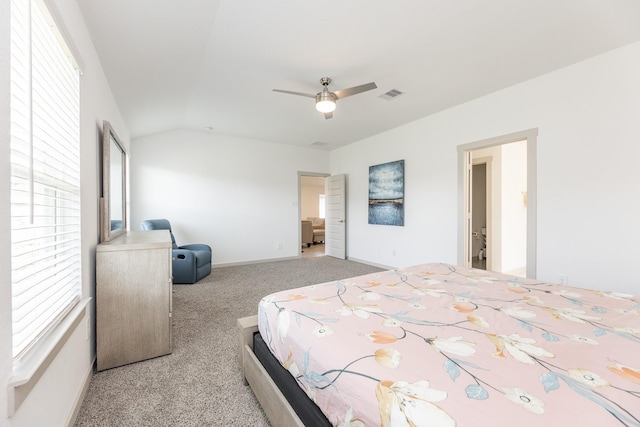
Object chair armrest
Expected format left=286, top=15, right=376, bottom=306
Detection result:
left=180, top=243, right=212, bottom=252
left=172, top=249, right=197, bottom=266
left=171, top=249, right=197, bottom=284
left=179, top=245, right=212, bottom=266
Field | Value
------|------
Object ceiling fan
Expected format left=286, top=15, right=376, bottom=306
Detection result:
left=273, top=77, right=377, bottom=119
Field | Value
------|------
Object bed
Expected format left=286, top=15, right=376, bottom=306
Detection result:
left=238, top=263, right=640, bottom=426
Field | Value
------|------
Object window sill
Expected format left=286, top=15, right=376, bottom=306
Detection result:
left=7, top=297, right=91, bottom=417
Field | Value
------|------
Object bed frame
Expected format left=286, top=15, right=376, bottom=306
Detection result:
left=237, top=315, right=305, bottom=427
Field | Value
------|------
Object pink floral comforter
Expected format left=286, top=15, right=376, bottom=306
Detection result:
left=257, top=263, right=640, bottom=426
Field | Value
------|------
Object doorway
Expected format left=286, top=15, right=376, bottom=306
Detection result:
left=300, top=174, right=328, bottom=257
left=458, top=129, right=538, bottom=278
left=471, top=162, right=489, bottom=270
left=299, top=173, right=347, bottom=259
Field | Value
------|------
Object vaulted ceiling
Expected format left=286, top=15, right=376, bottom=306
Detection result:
left=79, top=0, right=640, bottom=149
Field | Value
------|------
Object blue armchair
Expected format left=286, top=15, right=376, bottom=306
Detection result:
left=140, top=219, right=212, bottom=284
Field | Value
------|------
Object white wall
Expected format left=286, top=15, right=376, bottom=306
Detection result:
left=0, top=0, right=129, bottom=425
left=130, top=130, right=329, bottom=265
left=331, top=41, right=640, bottom=295
left=500, top=141, right=527, bottom=273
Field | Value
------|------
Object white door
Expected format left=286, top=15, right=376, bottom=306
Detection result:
left=463, top=151, right=473, bottom=268
left=325, top=174, right=346, bottom=259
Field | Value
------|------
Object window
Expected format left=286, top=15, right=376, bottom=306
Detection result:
left=319, top=194, right=326, bottom=219
left=10, top=0, right=81, bottom=362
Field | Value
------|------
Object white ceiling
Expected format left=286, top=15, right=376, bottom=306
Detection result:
left=78, top=0, right=640, bottom=150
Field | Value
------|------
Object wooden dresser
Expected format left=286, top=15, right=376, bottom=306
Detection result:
left=96, top=230, right=173, bottom=371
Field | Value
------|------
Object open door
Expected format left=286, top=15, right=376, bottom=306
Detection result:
left=471, top=160, right=491, bottom=271
left=325, top=174, right=346, bottom=259
left=463, top=151, right=473, bottom=268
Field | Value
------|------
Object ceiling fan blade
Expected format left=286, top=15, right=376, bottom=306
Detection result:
left=324, top=112, right=333, bottom=120
left=333, top=82, right=377, bottom=99
left=272, top=89, right=315, bottom=98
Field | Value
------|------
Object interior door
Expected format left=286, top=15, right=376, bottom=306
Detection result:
left=471, top=161, right=490, bottom=270
left=463, top=152, right=473, bottom=268
left=325, top=174, right=346, bottom=259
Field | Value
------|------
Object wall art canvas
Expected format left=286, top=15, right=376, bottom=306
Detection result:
left=368, top=160, right=404, bottom=226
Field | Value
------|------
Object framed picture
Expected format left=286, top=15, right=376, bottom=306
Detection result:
left=368, top=160, right=404, bottom=226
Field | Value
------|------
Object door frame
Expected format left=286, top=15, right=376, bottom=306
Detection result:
left=298, top=171, right=330, bottom=257
left=457, top=128, right=538, bottom=278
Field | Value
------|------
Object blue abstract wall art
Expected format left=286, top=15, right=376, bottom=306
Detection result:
left=368, top=160, right=404, bottom=226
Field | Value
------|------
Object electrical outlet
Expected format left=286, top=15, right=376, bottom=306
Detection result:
left=559, top=274, right=569, bottom=285
left=276, top=242, right=283, bottom=249
left=392, top=249, right=396, bottom=256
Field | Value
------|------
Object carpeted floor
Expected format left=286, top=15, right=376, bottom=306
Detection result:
left=74, top=256, right=383, bottom=427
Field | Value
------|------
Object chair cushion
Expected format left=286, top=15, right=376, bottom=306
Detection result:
left=306, top=217, right=325, bottom=229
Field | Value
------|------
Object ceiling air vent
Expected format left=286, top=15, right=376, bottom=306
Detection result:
left=379, top=89, right=404, bottom=101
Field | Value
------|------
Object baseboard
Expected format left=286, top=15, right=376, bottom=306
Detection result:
left=346, top=257, right=395, bottom=270
left=66, top=358, right=95, bottom=427
left=213, top=256, right=299, bottom=268
left=215, top=255, right=392, bottom=270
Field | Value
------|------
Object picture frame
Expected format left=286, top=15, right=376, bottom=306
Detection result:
left=368, top=160, right=404, bottom=226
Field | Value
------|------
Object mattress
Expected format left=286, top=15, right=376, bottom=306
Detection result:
left=257, top=263, right=640, bottom=426
left=253, top=332, right=331, bottom=427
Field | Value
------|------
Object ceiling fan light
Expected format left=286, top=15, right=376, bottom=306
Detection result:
left=316, top=92, right=336, bottom=113
left=316, top=100, right=336, bottom=113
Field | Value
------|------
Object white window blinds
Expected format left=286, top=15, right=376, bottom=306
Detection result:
left=10, top=0, right=81, bottom=361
